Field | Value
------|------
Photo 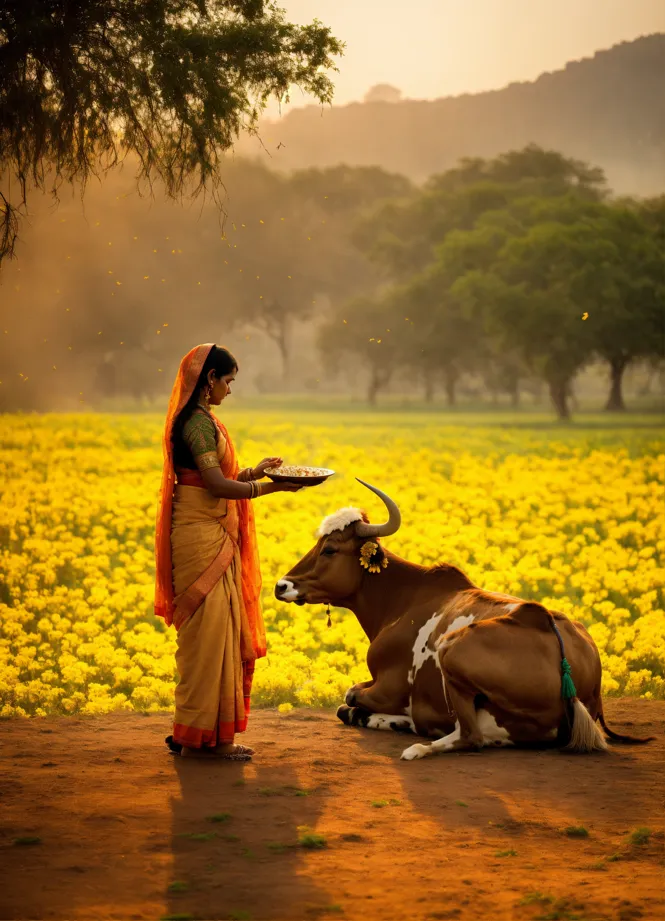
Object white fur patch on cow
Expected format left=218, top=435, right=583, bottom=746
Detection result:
left=408, top=611, right=444, bottom=685
left=366, top=714, right=413, bottom=732
left=504, top=602, right=519, bottom=613
left=401, top=711, right=512, bottom=760
left=401, top=722, right=461, bottom=760
left=435, top=613, right=476, bottom=652
left=318, top=507, right=363, bottom=536
left=476, top=710, right=513, bottom=746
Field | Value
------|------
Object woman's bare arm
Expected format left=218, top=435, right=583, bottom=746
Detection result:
left=201, top=468, right=299, bottom=499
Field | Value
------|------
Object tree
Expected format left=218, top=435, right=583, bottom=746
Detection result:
left=353, top=146, right=607, bottom=281
left=210, top=163, right=396, bottom=385
left=454, top=220, right=618, bottom=419
left=390, top=270, right=478, bottom=406
left=320, top=295, right=401, bottom=405
left=586, top=201, right=665, bottom=410
left=0, top=0, right=342, bottom=263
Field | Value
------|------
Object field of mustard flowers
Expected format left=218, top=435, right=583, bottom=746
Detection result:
left=1, top=409, right=664, bottom=718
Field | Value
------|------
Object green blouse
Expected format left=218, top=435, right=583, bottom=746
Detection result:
left=181, top=409, right=220, bottom=472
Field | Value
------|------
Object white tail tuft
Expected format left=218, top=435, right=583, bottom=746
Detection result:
left=565, top=699, right=608, bottom=753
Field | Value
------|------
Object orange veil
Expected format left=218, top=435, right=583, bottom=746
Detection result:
left=154, top=344, right=266, bottom=660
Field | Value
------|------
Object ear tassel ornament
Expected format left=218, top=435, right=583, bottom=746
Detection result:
left=359, top=541, right=388, bottom=574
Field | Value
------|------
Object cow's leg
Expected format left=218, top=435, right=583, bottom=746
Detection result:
left=344, top=679, right=374, bottom=706
left=345, top=675, right=405, bottom=713
left=337, top=672, right=411, bottom=731
left=401, top=679, right=501, bottom=760
left=336, top=705, right=413, bottom=733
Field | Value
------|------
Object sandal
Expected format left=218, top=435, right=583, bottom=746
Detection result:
left=165, top=735, right=182, bottom=755
left=165, top=736, right=254, bottom=761
left=213, top=748, right=253, bottom=762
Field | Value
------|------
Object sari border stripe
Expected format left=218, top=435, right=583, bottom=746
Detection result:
left=172, top=533, right=237, bottom=631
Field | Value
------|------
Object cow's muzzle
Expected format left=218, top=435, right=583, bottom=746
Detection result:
left=275, top=579, right=305, bottom=604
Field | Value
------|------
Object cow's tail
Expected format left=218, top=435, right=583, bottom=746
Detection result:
left=597, top=703, right=655, bottom=745
left=545, top=613, right=608, bottom=753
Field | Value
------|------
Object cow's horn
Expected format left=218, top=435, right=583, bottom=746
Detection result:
left=354, top=479, right=402, bottom=538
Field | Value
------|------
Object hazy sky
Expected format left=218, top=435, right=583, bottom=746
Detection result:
left=271, top=0, right=665, bottom=112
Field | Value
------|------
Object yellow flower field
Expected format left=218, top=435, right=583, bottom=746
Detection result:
left=1, top=410, right=664, bottom=718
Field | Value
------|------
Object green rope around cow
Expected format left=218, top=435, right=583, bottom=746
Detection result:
left=560, top=657, right=578, bottom=700
left=547, top=614, right=578, bottom=700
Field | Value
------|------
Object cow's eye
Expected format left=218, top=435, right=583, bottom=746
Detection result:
left=321, top=546, right=337, bottom=556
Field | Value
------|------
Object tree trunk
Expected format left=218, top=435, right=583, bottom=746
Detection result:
left=509, top=379, right=520, bottom=408
left=275, top=319, right=290, bottom=389
left=548, top=379, right=570, bottom=420
left=367, top=368, right=390, bottom=406
left=604, top=356, right=629, bottom=411
left=423, top=370, right=434, bottom=403
left=444, top=369, right=457, bottom=407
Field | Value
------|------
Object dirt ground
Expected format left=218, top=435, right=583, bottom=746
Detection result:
left=0, top=700, right=663, bottom=921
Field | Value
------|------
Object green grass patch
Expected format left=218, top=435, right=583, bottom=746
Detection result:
left=258, top=787, right=283, bottom=796
left=628, top=827, right=652, bottom=846
left=228, top=912, right=251, bottom=921
left=298, top=826, right=327, bottom=850
left=454, top=800, right=469, bottom=808
left=284, top=785, right=312, bottom=796
left=341, top=833, right=364, bottom=842
left=13, top=837, right=41, bottom=846
left=520, top=893, right=553, bottom=906
left=371, top=800, right=388, bottom=808
left=167, top=881, right=190, bottom=893
left=207, top=813, right=231, bottom=824
left=564, top=826, right=589, bottom=838
left=177, top=832, right=216, bottom=842
left=266, top=842, right=291, bottom=854
left=496, top=849, right=517, bottom=857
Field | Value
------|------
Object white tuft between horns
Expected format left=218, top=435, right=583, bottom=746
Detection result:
left=354, top=479, right=402, bottom=538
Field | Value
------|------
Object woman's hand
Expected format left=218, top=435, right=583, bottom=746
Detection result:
left=277, top=481, right=308, bottom=492
left=252, top=457, right=282, bottom=479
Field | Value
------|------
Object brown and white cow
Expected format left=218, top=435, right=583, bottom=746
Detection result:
left=275, top=480, right=650, bottom=759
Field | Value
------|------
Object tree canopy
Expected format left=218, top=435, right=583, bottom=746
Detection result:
left=0, top=0, right=342, bottom=262
left=328, top=147, right=664, bottom=415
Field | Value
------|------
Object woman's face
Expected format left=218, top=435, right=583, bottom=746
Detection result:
left=208, top=369, right=236, bottom=405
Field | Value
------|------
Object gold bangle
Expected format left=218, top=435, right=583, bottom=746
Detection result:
left=247, top=481, right=255, bottom=499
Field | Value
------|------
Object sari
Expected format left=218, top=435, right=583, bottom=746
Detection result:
left=154, top=344, right=266, bottom=748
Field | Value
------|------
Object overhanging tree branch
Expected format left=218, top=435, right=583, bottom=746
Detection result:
left=0, top=0, right=343, bottom=262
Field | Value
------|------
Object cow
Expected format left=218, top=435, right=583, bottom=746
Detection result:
left=275, top=480, right=651, bottom=760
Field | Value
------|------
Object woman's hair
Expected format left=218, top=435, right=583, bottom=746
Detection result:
left=173, top=345, right=238, bottom=447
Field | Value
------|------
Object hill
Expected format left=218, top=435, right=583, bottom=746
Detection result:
left=238, top=35, right=665, bottom=194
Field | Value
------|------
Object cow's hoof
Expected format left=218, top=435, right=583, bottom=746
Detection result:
left=337, top=704, right=371, bottom=727
left=344, top=687, right=357, bottom=707
left=400, top=743, right=432, bottom=761
left=337, top=704, right=352, bottom=724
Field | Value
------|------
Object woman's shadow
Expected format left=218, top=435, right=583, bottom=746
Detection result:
left=167, top=747, right=331, bottom=920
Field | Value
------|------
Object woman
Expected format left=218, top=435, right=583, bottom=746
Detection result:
left=155, top=343, right=303, bottom=761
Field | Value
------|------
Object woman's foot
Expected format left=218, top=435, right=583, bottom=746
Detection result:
left=180, top=745, right=219, bottom=758
left=179, top=743, right=254, bottom=761
left=214, top=743, right=255, bottom=756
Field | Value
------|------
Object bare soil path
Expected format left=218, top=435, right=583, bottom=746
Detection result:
left=0, top=700, right=663, bottom=921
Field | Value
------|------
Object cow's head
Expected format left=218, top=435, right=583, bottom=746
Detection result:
left=275, top=479, right=401, bottom=606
